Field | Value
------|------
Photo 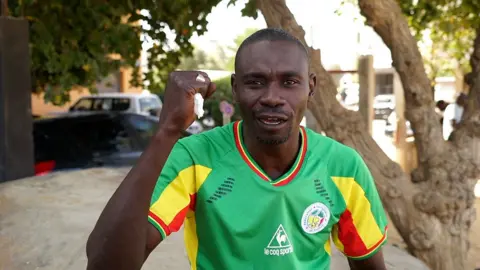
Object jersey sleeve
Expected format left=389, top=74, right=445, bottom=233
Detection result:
left=331, top=150, right=388, bottom=260
left=147, top=141, right=211, bottom=240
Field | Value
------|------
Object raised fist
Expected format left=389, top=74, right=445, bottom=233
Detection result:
left=158, top=71, right=216, bottom=135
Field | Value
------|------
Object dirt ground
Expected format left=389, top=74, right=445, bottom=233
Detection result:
left=0, top=168, right=430, bottom=270
left=385, top=197, right=480, bottom=269
left=0, top=168, right=477, bottom=270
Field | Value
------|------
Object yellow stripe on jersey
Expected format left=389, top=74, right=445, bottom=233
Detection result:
left=150, top=165, right=211, bottom=235
left=324, top=238, right=331, bottom=256
left=331, top=176, right=385, bottom=257
left=185, top=212, right=198, bottom=270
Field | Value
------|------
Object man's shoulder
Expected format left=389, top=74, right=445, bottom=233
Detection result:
left=445, top=103, right=456, bottom=112
left=177, top=123, right=236, bottom=161
left=180, top=122, right=232, bottom=144
left=305, top=128, right=357, bottom=157
left=304, top=128, right=362, bottom=171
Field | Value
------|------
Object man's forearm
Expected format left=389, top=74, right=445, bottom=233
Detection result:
left=348, top=251, right=387, bottom=270
left=86, top=130, right=182, bottom=270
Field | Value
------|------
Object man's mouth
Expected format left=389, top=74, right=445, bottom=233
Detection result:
left=257, top=115, right=288, bottom=126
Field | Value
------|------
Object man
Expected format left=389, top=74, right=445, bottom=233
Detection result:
left=443, top=93, right=467, bottom=140
left=435, top=100, right=448, bottom=125
left=86, top=28, right=388, bottom=270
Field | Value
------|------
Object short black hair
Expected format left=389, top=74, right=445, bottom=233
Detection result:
left=234, top=28, right=309, bottom=71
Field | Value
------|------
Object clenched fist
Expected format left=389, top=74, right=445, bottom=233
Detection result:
left=158, top=71, right=216, bottom=135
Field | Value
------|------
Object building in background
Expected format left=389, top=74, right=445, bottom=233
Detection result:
left=31, top=66, right=142, bottom=117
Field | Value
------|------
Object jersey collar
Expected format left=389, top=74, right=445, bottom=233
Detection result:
left=233, top=121, right=307, bottom=187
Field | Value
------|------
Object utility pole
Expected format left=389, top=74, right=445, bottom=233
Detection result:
left=1, top=0, right=7, bottom=16
left=0, top=0, right=35, bottom=182
left=358, top=55, right=375, bottom=135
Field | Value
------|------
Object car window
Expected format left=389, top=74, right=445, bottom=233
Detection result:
left=71, top=98, right=93, bottom=111
left=91, top=98, right=113, bottom=111
left=111, top=98, right=130, bottom=111
left=125, top=114, right=158, bottom=147
left=72, top=97, right=130, bottom=112
left=34, top=116, right=137, bottom=171
left=139, top=97, right=161, bottom=113
left=75, top=117, right=134, bottom=153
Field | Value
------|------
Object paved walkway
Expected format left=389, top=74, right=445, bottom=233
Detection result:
left=0, top=168, right=429, bottom=270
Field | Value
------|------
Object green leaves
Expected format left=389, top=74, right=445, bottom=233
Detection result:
left=241, top=0, right=258, bottom=19
left=228, top=0, right=257, bottom=19
left=397, top=0, right=480, bottom=80
left=204, top=76, right=242, bottom=125
left=10, top=0, right=222, bottom=104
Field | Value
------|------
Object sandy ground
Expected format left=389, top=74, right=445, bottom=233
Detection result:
left=0, top=168, right=430, bottom=270
left=0, top=167, right=476, bottom=270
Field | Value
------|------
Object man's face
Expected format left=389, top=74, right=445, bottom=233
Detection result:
left=456, top=94, right=467, bottom=106
left=231, top=40, right=316, bottom=145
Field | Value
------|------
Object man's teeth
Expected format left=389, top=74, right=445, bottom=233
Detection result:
left=260, top=118, right=282, bottom=125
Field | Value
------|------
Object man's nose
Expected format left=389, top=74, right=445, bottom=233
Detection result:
left=259, top=84, right=285, bottom=107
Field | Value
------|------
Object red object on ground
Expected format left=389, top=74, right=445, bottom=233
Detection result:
left=34, top=160, right=56, bottom=176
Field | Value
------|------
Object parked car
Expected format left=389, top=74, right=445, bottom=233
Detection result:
left=33, top=112, right=190, bottom=175
left=384, top=111, right=414, bottom=138
left=374, top=94, right=395, bottom=120
left=68, top=92, right=206, bottom=134
left=68, top=91, right=162, bottom=116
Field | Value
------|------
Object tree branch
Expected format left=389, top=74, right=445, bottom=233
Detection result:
left=357, top=0, right=447, bottom=163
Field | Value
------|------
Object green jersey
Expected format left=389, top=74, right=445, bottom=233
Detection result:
left=148, top=121, right=388, bottom=269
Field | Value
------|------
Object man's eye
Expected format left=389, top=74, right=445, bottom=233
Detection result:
left=284, top=80, right=298, bottom=85
left=246, top=80, right=262, bottom=85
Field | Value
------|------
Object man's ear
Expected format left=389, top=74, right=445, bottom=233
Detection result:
left=231, top=74, right=238, bottom=103
left=308, top=73, right=317, bottom=99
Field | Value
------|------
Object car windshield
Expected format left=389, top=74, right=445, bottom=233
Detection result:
left=139, top=97, right=161, bottom=113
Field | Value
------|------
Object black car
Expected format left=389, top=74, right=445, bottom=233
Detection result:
left=33, top=112, right=190, bottom=175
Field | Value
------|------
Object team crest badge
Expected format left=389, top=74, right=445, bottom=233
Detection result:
left=301, top=202, right=330, bottom=234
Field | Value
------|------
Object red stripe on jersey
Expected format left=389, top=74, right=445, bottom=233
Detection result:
left=337, top=209, right=368, bottom=256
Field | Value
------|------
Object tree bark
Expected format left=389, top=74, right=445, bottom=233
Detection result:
left=357, top=1, right=479, bottom=269
left=255, top=0, right=479, bottom=269
left=459, top=27, right=480, bottom=139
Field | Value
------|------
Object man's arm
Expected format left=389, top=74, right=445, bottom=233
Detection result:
left=86, top=130, right=181, bottom=270
left=145, top=223, right=162, bottom=260
left=331, top=149, right=388, bottom=270
left=86, top=71, right=215, bottom=270
left=348, top=251, right=387, bottom=270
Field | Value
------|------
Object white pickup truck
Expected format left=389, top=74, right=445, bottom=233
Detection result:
left=69, top=91, right=162, bottom=116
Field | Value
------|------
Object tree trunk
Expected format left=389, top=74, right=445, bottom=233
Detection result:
left=462, top=27, right=480, bottom=137
left=354, top=3, right=480, bottom=266
left=255, top=0, right=480, bottom=269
